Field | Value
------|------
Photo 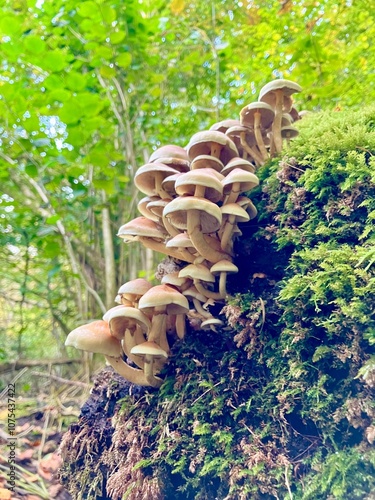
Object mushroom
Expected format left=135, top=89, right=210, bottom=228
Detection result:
left=221, top=157, right=256, bottom=176
left=219, top=203, right=250, bottom=253
left=174, top=168, right=224, bottom=202
left=226, top=125, right=263, bottom=166
left=186, top=130, right=238, bottom=164
left=130, top=341, right=168, bottom=387
left=134, top=163, right=179, bottom=199
left=240, top=102, right=275, bottom=162
left=149, top=145, right=190, bottom=173
left=210, top=260, right=239, bottom=298
left=65, top=320, right=156, bottom=386
left=209, top=119, right=241, bottom=134
left=179, top=263, right=222, bottom=300
left=117, top=278, right=152, bottom=308
left=259, top=79, right=302, bottom=154
left=281, top=125, right=299, bottom=145
left=163, top=196, right=231, bottom=264
left=221, top=168, right=259, bottom=205
left=190, top=155, right=224, bottom=173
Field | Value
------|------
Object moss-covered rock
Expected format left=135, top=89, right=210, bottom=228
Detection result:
left=58, top=107, right=375, bottom=499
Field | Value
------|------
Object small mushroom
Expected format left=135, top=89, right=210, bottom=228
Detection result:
left=134, top=163, right=179, bottom=199
left=221, top=168, right=259, bottom=205
left=186, top=130, right=238, bottom=164
left=65, top=320, right=155, bottom=386
left=131, top=341, right=168, bottom=388
left=210, top=260, right=239, bottom=298
left=240, top=102, right=275, bottom=162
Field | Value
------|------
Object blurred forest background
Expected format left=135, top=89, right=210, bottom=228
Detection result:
left=1, top=0, right=374, bottom=364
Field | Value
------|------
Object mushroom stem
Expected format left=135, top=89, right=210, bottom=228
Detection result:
left=194, top=185, right=207, bottom=198
left=240, top=132, right=263, bottom=166
left=192, top=298, right=213, bottom=318
left=148, top=311, right=169, bottom=353
left=105, top=355, right=162, bottom=387
left=121, top=327, right=146, bottom=369
left=219, top=214, right=236, bottom=252
left=272, top=90, right=283, bottom=153
left=138, top=237, right=195, bottom=263
left=194, top=280, right=224, bottom=300
left=223, top=182, right=241, bottom=205
left=175, top=314, right=186, bottom=339
left=218, top=272, right=229, bottom=298
left=187, top=209, right=231, bottom=264
left=254, top=111, right=269, bottom=161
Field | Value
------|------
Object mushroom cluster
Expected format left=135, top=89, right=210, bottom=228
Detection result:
left=65, top=79, right=302, bottom=388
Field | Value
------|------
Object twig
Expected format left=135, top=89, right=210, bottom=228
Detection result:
left=0, top=358, right=80, bottom=374
left=31, top=371, right=91, bottom=388
left=192, top=381, right=223, bottom=404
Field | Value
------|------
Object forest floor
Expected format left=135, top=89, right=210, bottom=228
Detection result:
left=0, top=363, right=91, bottom=500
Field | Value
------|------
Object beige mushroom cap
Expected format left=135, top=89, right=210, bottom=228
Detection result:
left=117, top=217, right=168, bottom=241
left=106, top=306, right=151, bottom=339
left=221, top=157, right=256, bottom=176
left=220, top=203, right=250, bottom=223
left=118, top=279, right=153, bottom=302
left=209, top=119, right=241, bottom=134
left=222, top=168, right=259, bottom=196
left=137, top=196, right=160, bottom=222
left=281, top=126, right=299, bottom=139
left=166, top=232, right=195, bottom=249
left=186, top=130, right=238, bottom=164
left=240, top=102, right=275, bottom=129
left=190, top=155, right=224, bottom=173
left=131, top=341, right=168, bottom=359
left=149, top=145, right=189, bottom=163
left=175, top=168, right=224, bottom=203
left=237, top=196, right=258, bottom=220
left=161, top=272, right=191, bottom=289
left=163, top=196, right=222, bottom=234
left=161, top=173, right=182, bottom=199
left=179, top=263, right=216, bottom=283
left=139, top=284, right=189, bottom=315
left=259, top=79, right=302, bottom=112
left=210, top=260, right=239, bottom=275
left=65, top=320, right=122, bottom=357
left=134, top=163, right=179, bottom=196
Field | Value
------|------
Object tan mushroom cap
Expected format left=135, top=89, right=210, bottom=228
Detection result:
left=161, top=173, right=182, bottom=199
left=281, top=113, right=293, bottom=126
left=163, top=196, right=222, bottom=234
left=147, top=199, right=169, bottom=219
left=65, top=320, right=122, bottom=358
left=166, top=232, right=195, bottom=249
left=281, top=126, right=299, bottom=139
left=220, top=203, right=250, bottom=223
left=182, top=285, right=208, bottom=303
left=117, top=217, right=168, bottom=241
left=179, top=263, right=215, bottom=283
left=175, top=168, right=224, bottom=203
left=240, top=102, right=275, bottom=129
left=201, top=318, right=224, bottom=330
left=131, top=341, right=168, bottom=358
left=209, top=119, right=241, bottom=134
left=149, top=145, right=190, bottom=173
left=210, top=260, right=239, bottom=275
left=106, top=306, right=151, bottom=339
left=289, top=107, right=300, bottom=122
left=139, top=284, right=189, bottom=316
left=237, top=196, right=258, bottom=219
left=222, top=168, right=259, bottom=196
left=161, top=272, right=191, bottom=289
left=221, top=157, right=256, bottom=176
left=186, top=130, right=238, bottom=164
left=137, top=196, right=160, bottom=222
left=259, top=79, right=302, bottom=112
left=190, top=155, right=224, bottom=173
left=118, top=278, right=153, bottom=302
left=134, top=163, right=179, bottom=197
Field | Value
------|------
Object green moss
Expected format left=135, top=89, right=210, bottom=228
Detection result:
left=60, top=106, right=375, bottom=499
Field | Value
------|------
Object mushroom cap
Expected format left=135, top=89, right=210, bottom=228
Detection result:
left=259, top=79, right=302, bottom=112
left=222, top=168, right=259, bottom=196
left=220, top=203, right=250, bottom=223
left=175, top=168, right=224, bottom=203
left=117, top=217, right=168, bottom=241
left=118, top=278, right=153, bottom=301
left=137, top=196, right=160, bottom=222
left=163, top=196, right=222, bottom=234
left=209, top=119, right=241, bottom=134
left=161, top=272, right=191, bottom=289
left=166, top=232, right=195, bottom=249
left=179, top=263, right=215, bottom=283
left=147, top=198, right=169, bottom=219
left=131, top=341, right=168, bottom=359
left=240, top=102, right=275, bottom=129
left=138, top=284, right=189, bottom=315
left=134, top=163, right=179, bottom=196
left=106, top=306, right=151, bottom=339
left=161, top=173, right=182, bottom=199
left=237, top=196, right=258, bottom=219
left=289, top=107, right=300, bottom=122
left=281, top=113, right=293, bottom=126
left=190, top=155, right=224, bottom=173
left=201, top=318, right=224, bottom=329
left=221, top=157, right=256, bottom=176
left=226, top=125, right=257, bottom=150
left=281, top=126, right=299, bottom=139
left=149, top=145, right=190, bottom=173
left=65, top=320, right=122, bottom=357
left=186, top=130, right=238, bottom=164
left=210, top=260, right=239, bottom=275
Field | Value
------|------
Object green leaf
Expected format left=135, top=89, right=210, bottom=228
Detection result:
left=77, top=1, right=98, bottom=18
left=25, top=164, right=38, bottom=178
left=101, top=6, right=117, bottom=24
left=99, top=65, right=116, bottom=78
left=43, top=51, right=67, bottom=72
left=23, top=35, right=46, bottom=54
left=109, top=31, right=126, bottom=44
left=45, top=215, right=60, bottom=225
left=93, top=179, right=115, bottom=194
left=116, top=52, right=132, bottom=68
left=65, top=72, right=87, bottom=91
